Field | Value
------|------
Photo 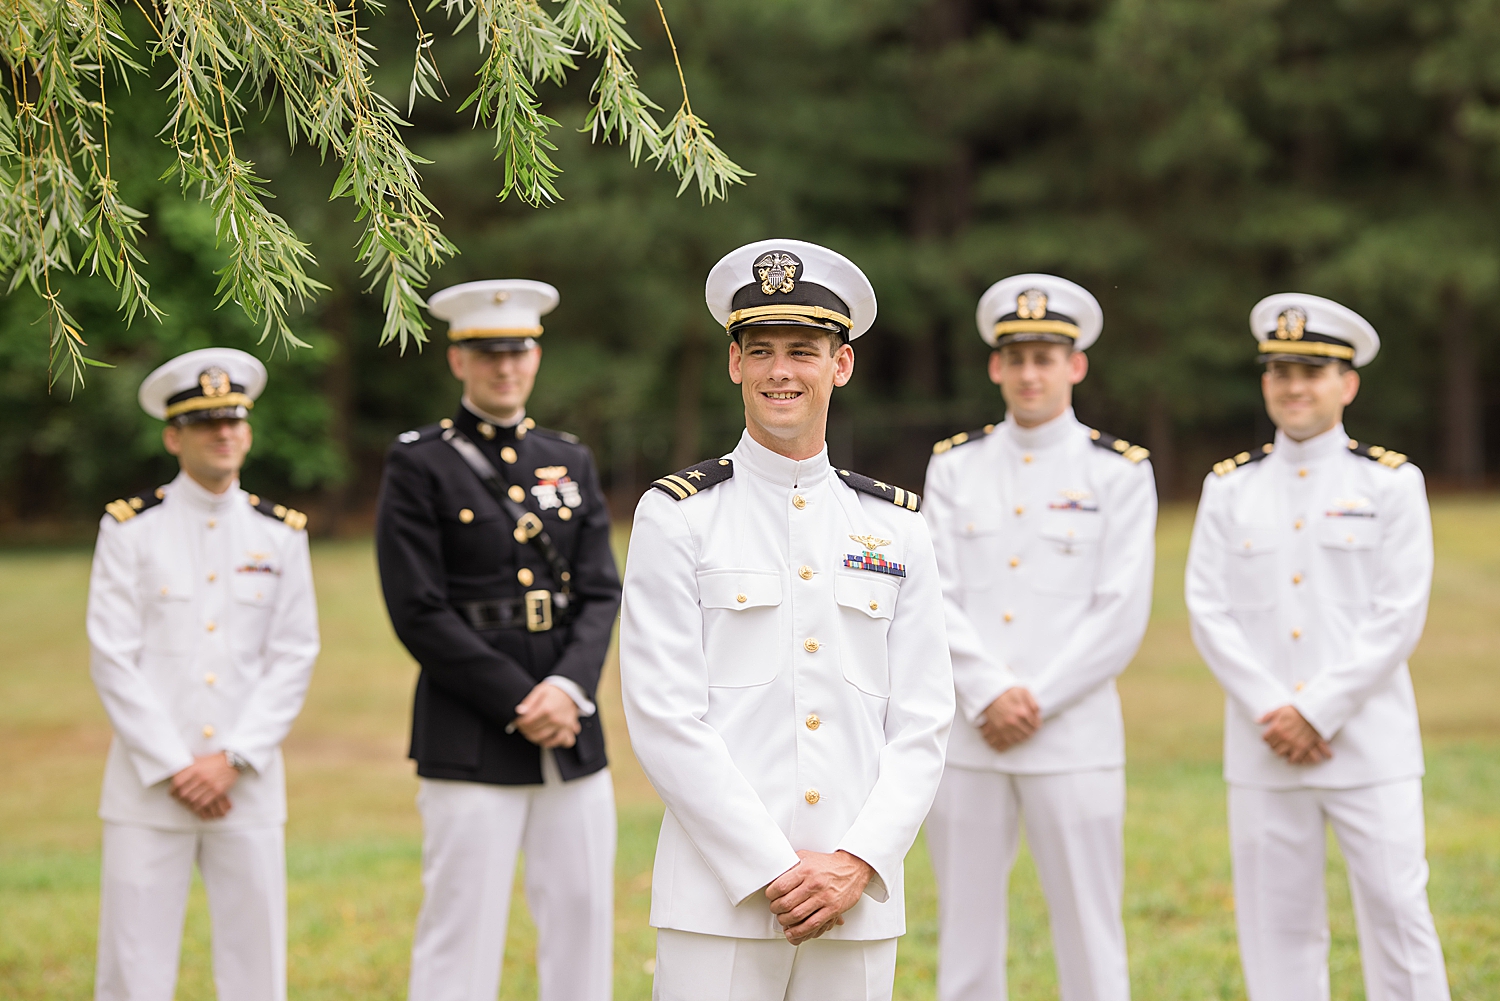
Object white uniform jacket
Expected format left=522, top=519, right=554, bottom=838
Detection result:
left=87, top=472, right=320, bottom=830
left=922, top=410, right=1157, bottom=774
left=1185, top=424, right=1431, bottom=789
left=620, top=431, right=955, bottom=940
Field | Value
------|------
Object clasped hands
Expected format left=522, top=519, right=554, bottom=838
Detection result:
left=765, top=849, right=875, bottom=945
left=170, top=752, right=239, bottom=819
left=980, top=686, right=1041, bottom=752
left=1258, top=704, right=1332, bottom=765
left=513, top=681, right=581, bottom=748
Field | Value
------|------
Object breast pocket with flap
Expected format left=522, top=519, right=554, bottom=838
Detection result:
left=1225, top=525, right=1279, bottom=609
left=697, top=568, right=784, bottom=688
left=1316, top=515, right=1379, bottom=606
left=834, top=573, right=897, bottom=698
left=1032, top=512, right=1103, bottom=596
left=142, top=562, right=194, bottom=654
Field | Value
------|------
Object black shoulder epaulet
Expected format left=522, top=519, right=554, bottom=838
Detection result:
left=529, top=424, right=581, bottom=445
left=837, top=469, right=921, bottom=512
left=248, top=493, right=308, bottom=531
left=105, top=488, right=166, bottom=523
left=1089, top=428, right=1151, bottom=463
left=651, top=458, right=734, bottom=500
left=1347, top=439, right=1409, bottom=469
left=396, top=419, right=449, bottom=445
left=1213, top=443, right=1274, bottom=477
left=932, top=424, right=996, bottom=455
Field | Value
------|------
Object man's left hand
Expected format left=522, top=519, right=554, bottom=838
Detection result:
left=1258, top=705, right=1333, bottom=765
left=765, top=850, right=874, bottom=946
left=170, top=753, right=240, bottom=817
left=514, top=682, right=582, bottom=749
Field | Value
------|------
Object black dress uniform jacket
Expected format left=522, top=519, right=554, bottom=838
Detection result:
left=376, top=404, right=621, bottom=785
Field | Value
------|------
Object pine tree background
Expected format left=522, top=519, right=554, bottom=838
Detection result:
left=5, top=0, right=1500, bottom=531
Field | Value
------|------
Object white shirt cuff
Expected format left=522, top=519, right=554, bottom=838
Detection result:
left=543, top=676, right=596, bottom=717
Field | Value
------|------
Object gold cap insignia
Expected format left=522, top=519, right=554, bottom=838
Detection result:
left=1275, top=307, right=1307, bottom=341
left=199, top=367, right=231, bottom=397
left=1016, top=289, right=1048, bottom=320
left=755, top=251, right=800, bottom=295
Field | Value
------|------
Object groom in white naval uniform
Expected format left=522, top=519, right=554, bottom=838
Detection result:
left=1186, top=293, right=1449, bottom=1001
left=620, top=239, right=955, bottom=1001
left=86, top=347, right=319, bottom=1001
left=923, top=275, right=1157, bottom=1001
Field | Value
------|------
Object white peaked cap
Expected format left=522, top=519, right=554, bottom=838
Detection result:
left=429, top=279, right=560, bottom=348
left=975, top=273, right=1103, bottom=350
left=705, top=238, right=878, bottom=341
left=1250, top=292, right=1380, bottom=368
left=138, top=347, right=267, bottom=422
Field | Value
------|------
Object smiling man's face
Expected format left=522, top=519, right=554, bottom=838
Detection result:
left=1262, top=360, right=1360, bottom=442
left=729, top=327, right=854, bottom=459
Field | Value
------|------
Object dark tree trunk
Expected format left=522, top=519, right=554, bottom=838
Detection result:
left=670, top=324, right=707, bottom=471
left=321, top=292, right=356, bottom=535
left=1145, top=391, right=1176, bottom=501
left=1441, top=293, right=1483, bottom=486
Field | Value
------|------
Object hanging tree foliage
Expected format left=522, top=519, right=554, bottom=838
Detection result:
left=0, top=0, right=748, bottom=387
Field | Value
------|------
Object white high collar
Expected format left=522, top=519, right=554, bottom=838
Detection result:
left=1004, top=406, right=1080, bottom=451
left=169, top=470, right=241, bottom=510
left=733, top=429, right=831, bottom=489
left=1274, top=422, right=1350, bottom=466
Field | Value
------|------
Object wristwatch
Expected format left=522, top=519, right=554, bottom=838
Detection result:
left=224, top=750, right=252, bottom=773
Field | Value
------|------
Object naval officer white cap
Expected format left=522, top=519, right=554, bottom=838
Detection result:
left=976, top=274, right=1103, bottom=351
left=706, top=238, right=877, bottom=342
left=429, top=279, right=560, bottom=352
left=1250, top=292, right=1379, bottom=368
left=138, top=347, right=267, bottom=425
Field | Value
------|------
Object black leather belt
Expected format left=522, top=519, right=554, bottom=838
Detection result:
left=459, top=590, right=571, bottom=633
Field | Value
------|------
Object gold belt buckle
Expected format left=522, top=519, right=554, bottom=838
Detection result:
left=524, top=589, right=553, bottom=632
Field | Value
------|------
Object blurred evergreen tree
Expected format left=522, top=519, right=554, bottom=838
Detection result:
left=5, top=0, right=1500, bottom=531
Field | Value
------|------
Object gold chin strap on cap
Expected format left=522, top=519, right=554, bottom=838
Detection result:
left=1258, top=339, right=1355, bottom=361
left=164, top=394, right=255, bottom=419
left=992, top=319, right=1080, bottom=339
left=724, top=304, right=853, bottom=332
left=448, top=326, right=544, bottom=342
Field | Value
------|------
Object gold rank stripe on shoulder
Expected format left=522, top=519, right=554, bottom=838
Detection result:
left=1348, top=439, right=1409, bottom=469
left=932, top=424, right=997, bottom=455
left=838, top=469, right=921, bottom=512
left=1213, top=442, right=1275, bottom=477
left=650, top=458, right=734, bottom=500
left=105, top=487, right=166, bottom=522
left=249, top=493, right=308, bottom=531
left=1088, top=428, right=1151, bottom=464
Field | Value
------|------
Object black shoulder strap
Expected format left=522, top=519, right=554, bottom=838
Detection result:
left=836, top=468, right=921, bottom=512
left=1088, top=428, right=1151, bottom=463
left=444, top=428, right=574, bottom=602
left=1347, top=439, right=1409, bottom=469
left=1213, top=443, right=1274, bottom=477
left=248, top=494, right=308, bottom=531
left=651, top=457, right=734, bottom=500
left=105, top=488, right=166, bottom=523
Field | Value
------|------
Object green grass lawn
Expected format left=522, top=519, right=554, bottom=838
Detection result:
left=2, top=502, right=1497, bottom=999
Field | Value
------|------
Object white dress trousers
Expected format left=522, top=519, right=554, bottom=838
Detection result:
left=926, top=767, right=1127, bottom=1001
left=96, top=822, right=286, bottom=1001
left=922, top=410, right=1156, bottom=1001
left=1228, top=780, right=1449, bottom=1001
left=1186, top=424, right=1449, bottom=1000
left=652, top=929, right=897, bottom=1001
left=407, top=753, right=617, bottom=1001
